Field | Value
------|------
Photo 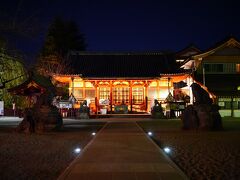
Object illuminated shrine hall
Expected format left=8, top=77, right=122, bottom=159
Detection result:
left=53, top=52, right=193, bottom=114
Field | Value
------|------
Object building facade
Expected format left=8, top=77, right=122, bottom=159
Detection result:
left=181, top=37, right=240, bottom=117
left=53, top=38, right=240, bottom=117
left=53, top=74, right=193, bottom=114
left=53, top=52, right=193, bottom=115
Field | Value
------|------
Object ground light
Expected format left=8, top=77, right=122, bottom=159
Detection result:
left=163, top=147, right=171, bottom=154
left=148, top=131, right=153, bottom=136
left=92, top=132, right=96, bottom=136
left=74, top=147, right=81, bottom=154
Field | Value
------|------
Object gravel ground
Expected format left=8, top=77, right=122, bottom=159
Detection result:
left=139, top=120, right=240, bottom=180
left=0, top=123, right=104, bottom=180
left=1, top=119, right=240, bottom=180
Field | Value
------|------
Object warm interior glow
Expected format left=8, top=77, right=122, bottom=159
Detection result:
left=99, top=87, right=110, bottom=99
left=53, top=75, right=192, bottom=113
left=236, top=64, right=240, bottom=73
left=159, top=89, right=169, bottom=99
left=85, top=82, right=94, bottom=87
left=159, top=79, right=169, bottom=87
left=113, top=81, right=129, bottom=86
left=99, top=81, right=109, bottom=85
left=52, top=76, right=72, bottom=83
left=132, top=87, right=144, bottom=104
left=72, top=81, right=83, bottom=87
left=132, top=81, right=144, bottom=85
left=149, top=81, right=157, bottom=87
left=113, top=87, right=129, bottom=104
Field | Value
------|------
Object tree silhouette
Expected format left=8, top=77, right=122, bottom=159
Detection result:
left=36, top=17, right=87, bottom=76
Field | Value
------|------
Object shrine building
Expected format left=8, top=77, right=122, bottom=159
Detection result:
left=53, top=52, right=194, bottom=114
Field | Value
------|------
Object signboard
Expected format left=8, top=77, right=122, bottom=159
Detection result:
left=218, top=102, right=225, bottom=107
left=0, top=101, right=4, bottom=115
left=218, top=98, right=231, bottom=101
left=59, top=101, right=72, bottom=108
left=99, top=99, right=110, bottom=105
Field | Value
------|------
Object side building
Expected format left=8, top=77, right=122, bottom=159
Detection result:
left=181, top=37, right=240, bottom=117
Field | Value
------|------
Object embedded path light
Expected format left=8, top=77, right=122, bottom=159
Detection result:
left=148, top=131, right=153, bottom=136
left=163, top=147, right=171, bottom=154
left=92, top=132, right=96, bottom=136
left=74, top=147, right=81, bottom=154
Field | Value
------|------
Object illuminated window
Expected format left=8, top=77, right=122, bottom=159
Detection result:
left=99, top=87, right=110, bottom=100
left=113, top=87, right=129, bottom=104
left=132, top=87, right=144, bottom=104
left=132, top=81, right=144, bottom=85
left=85, top=82, right=93, bottom=88
left=86, top=88, right=95, bottom=99
left=74, top=89, right=83, bottom=98
left=149, top=81, right=157, bottom=87
left=148, top=87, right=158, bottom=99
left=159, top=88, right=169, bottom=99
left=113, top=81, right=129, bottom=86
left=72, top=81, right=83, bottom=87
left=99, top=81, right=109, bottom=86
left=159, top=79, right=169, bottom=87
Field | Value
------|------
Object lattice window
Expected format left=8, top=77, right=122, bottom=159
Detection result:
left=99, top=87, right=110, bottom=100
left=85, top=88, right=95, bottom=99
left=113, top=87, right=129, bottom=104
left=74, top=88, right=83, bottom=98
left=132, top=87, right=144, bottom=104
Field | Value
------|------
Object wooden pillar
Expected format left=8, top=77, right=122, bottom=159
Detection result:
left=145, top=96, right=148, bottom=112
left=167, top=77, right=170, bottom=93
left=83, top=81, right=86, bottom=99
left=94, top=81, right=98, bottom=97
left=110, top=80, right=113, bottom=113
left=157, top=80, right=160, bottom=100
left=71, top=77, right=74, bottom=96
left=145, top=83, right=149, bottom=112
left=130, top=81, right=133, bottom=113
left=94, top=81, right=98, bottom=114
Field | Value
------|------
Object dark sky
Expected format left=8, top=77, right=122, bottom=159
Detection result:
left=1, top=0, right=240, bottom=63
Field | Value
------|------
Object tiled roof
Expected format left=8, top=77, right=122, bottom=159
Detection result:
left=175, top=44, right=201, bottom=59
left=8, top=72, right=55, bottom=96
left=203, top=36, right=240, bottom=52
left=68, top=52, right=178, bottom=77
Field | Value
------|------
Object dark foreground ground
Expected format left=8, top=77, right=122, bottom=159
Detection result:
left=1, top=118, right=240, bottom=180
left=138, top=118, right=240, bottom=180
left=0, top=121, right=105, bottom=180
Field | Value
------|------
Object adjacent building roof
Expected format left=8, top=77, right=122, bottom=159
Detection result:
left=175, top=44, right=201, bottom=59
left=192, top=36, right=240, bottom=60
left=181, top=36, right=240, bottom=70
left=68, top=51, right=178, bottom=77
left=8, top=72, right=54, bottom=96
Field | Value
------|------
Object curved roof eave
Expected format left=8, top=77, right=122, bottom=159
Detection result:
left=192, top=37, right=240, bottom=60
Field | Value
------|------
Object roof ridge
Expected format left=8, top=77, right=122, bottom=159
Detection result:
left=68, top=51, right=167, bottom=56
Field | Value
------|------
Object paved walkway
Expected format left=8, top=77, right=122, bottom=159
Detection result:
left=58, top=122, right=188, bottom=180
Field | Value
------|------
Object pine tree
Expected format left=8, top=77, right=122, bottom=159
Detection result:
left=36, top=17, right=86, bottom=76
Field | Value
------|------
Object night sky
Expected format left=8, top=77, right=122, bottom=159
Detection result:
left=1, top=0, right=240, bottom=63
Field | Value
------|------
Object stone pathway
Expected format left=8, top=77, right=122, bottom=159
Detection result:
left=58, top=122, right=188, bottom=180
